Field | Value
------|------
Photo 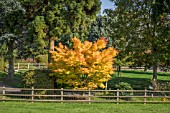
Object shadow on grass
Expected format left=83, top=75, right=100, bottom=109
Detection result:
left=121, top=70, right=152, bottom=75
left=157, top=73, right=170, bottom=77
left=108, top=77, right=151, bottom=90
left=120, top=70, right=170, bottom=77
left=108, top=76, right=170, bottom=90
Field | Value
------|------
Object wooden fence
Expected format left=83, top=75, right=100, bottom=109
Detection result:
left=5, top=63, right=47, bottom=72
left=0, top=87, right=170, bottom=104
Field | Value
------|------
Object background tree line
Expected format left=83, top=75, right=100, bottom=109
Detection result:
left=0, top=0, right=169, bottom=84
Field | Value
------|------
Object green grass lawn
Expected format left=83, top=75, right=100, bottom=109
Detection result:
left=0, top=102, right=170, bottom=113
left=108, top=70, right=170, bottom=90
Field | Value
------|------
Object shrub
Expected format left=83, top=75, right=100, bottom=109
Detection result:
left=157, top=82, right=170, bottom=96
left=35, top=54, right=48, bottom=63
left=115, top=82, right=133, bottom=90
left=158, top=82, right=170, bottom=90
left=22, top=69, right=52, bottom=88
left=22, top=69, right=53, bottom=99
left=115, top=82, right=133, bottom=100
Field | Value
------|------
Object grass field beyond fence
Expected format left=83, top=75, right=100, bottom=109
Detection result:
left=0, top=102, right=170, bottom=113
left=109, top=70, right=170, bottom=90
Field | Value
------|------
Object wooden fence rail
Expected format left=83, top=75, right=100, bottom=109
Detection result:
left=5, top=63, right=47, bottom=72
left=0, top=87, right=170, bottom=104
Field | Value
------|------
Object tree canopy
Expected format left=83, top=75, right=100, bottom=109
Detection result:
left=0, top=0, right=26, bottom=81
left=106, top=0, right=170, bottom=79
left=18, top=0, right=101, bottom=63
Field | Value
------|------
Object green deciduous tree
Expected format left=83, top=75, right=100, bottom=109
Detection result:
left=106, top=0, right=170, bottom=79
left=104, top=8, right=134, bottom=77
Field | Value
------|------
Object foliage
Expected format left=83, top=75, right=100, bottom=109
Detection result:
left=0, top=57, right=5, bottom=71
left=157, top=81, right=170, bottom=96
left=104, top=6, right=134, bottom=76
left=0, top=71, right=7, bottom=80
left=106, top=0, right=170, bottom=80
left=22, top=69, right=52, bottom=99
left=88, top=15, right=113, bottom=47
left=49, top=37, right=118, bottom=89
left=35, top=54, right=48, bottom=63
left=158, top=82, right=170, bottom=91
left=115, top=82, right=133, bottom=90
left=115, top=82, right=133, bottom=95
left=115, top=82, right=133, bottom=100
left=0, top=0, right=26, bottom=81
left=19, top=0, right=101, bottom=63
left=22, top=69, right=52, bottom=88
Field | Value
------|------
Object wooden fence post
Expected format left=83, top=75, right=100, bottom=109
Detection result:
left=31, top=87, right=34, bottom=103
left=144, top=89, right=147, bottom=104
left=88, top=89, right=91, bottom=104
left=2, top=86, right=5, bottom=101
left=117, top=89, right=119, bottom=104
left=61, top=88, right=63, bottom=103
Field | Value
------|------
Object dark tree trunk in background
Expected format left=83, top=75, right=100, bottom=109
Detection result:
left=7, top=40, right=14, bottom=82
left=152, top=45, right=158, bottom=90
left=153, top=61, right=158, bottom=80
left=48, top=38, right=55, bottom=64
left=152, top=45, right=158, bottom=80
left=118, top=65, right=122, bottom=77
left=48, top=38, right=55, bottom=88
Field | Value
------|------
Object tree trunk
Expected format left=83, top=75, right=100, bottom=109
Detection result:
left=153, top=61, right=158, bottom=80
left=118, top=65, right=122, bottom=77
left=48, top=38, right=55, bottom=64
left=48, top=38, right=55, bottom=88
left=7, top=40, right=14, bottom=82
left=152, top=61, right=158, bottom=90
left=152, top=45, right=158, bottom=80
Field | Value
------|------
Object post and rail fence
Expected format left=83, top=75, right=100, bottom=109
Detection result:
left=0, top=87, right=170, bottom=104
left=4, top=64, right=170, bottom=73
left=5, top=63, right=48, bottom=72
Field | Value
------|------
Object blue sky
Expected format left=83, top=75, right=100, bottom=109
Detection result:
left=100, top=0, right=115, bottom=13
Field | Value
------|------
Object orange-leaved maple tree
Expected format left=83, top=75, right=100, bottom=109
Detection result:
left=49, top=37, right=118, bottom=89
